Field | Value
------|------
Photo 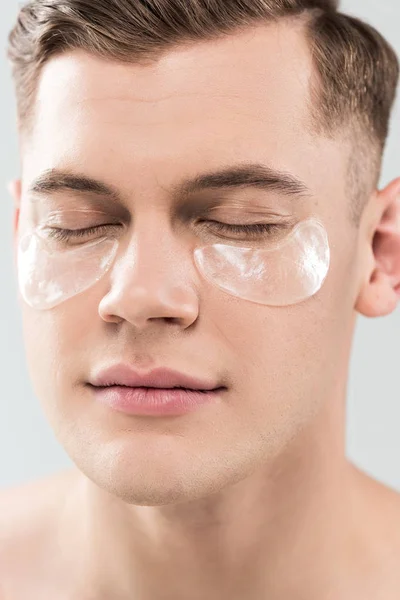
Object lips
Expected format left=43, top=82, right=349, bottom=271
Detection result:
left=89, top=365, right=223, bottom=392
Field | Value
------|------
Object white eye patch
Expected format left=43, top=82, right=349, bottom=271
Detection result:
left=18, top=233, right=119, bottom=310
left=17, top=217, right=330, bottom=310
left=194, top=218, right=330, bottom=306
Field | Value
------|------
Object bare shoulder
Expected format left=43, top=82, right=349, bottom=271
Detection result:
left=354, top=464, right=400, bottom=525
left=0, top=468, right=78, bottom=536
left=0, top=468, right=79, bottom=596
left=349, top=464, right=400, bottom=597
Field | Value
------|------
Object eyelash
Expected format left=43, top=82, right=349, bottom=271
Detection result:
left=46, top=221, right=283, bottom=242
left=46, top=224, right=120, bottom=242
left=202, top=220, right=282, bottom=238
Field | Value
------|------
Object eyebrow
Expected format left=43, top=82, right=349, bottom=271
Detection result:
left=27, top=163, right=311, bottom=204
left=28, top=170, right=121, bottom=202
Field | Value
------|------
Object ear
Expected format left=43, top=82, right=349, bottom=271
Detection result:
left=7, top=179, right=22, bottom=267
left=355, top=177, right=400, bottom=317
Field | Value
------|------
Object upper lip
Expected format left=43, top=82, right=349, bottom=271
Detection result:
left=89, top=365, right=222, bottom=391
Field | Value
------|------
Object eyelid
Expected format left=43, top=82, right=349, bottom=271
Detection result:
left=35, top=209, right=126, bottom=230
left=205, top=202, right=291, bottom=218
left=39, top=223, right=124, bottom=246
left=38, top=211, right=102, bottom=226
left=197, top=220, right=288, bottom=241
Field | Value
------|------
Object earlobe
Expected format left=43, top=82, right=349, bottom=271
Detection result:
left=356, top=270, right=399, bottom=317
left=355, top=178, right=400, bottom=318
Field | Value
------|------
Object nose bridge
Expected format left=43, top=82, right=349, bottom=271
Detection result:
left=117, top=219, right=191, bottom=288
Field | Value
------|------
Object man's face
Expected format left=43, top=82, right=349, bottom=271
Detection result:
left=16, top=22, right=363, bottom=504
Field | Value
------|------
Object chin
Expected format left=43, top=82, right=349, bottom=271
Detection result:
left=77, top=449, right=242, bottom=507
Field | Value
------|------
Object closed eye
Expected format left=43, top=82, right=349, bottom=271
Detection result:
left=199, top=220, right=285, bottom=238
left=43, top=220, right=285, bottom=244
left=44, top=223, right=122, bottom=243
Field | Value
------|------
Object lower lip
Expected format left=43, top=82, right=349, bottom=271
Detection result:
left=90, top=385, right=223, bottom=416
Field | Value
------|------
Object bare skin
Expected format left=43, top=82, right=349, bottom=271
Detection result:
left=2, top=18, right=400, bottom=600
left=1, top=440, right=400, bottom=598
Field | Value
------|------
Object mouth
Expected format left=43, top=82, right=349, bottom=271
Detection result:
left=87, top=365, right=227, bottom=417
left=90, top=384, right=217, bottom=393
left=89, top=364, right=225, bottom=392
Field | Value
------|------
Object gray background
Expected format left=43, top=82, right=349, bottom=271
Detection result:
left=0, top=0, right=399, bottom=489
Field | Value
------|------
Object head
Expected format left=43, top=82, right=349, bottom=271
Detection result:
left=6, top=0, right=400, bottom=505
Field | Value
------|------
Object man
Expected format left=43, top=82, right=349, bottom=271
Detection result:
left=1, top=0, right=400, bottom=597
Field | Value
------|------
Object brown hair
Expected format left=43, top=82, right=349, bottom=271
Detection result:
left=6, top=0, right=399, bottom=223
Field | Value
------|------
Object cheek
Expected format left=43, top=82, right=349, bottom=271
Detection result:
left=215, top=299, right=330, bottom=391
left=207, top=254, right=356, bottom=426
left=21, top=294, right=99, bottom=405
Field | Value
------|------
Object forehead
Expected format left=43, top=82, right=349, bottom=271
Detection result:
left=23, top=21, right=347, bottom=205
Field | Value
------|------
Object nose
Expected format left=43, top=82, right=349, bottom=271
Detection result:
left=98, top=226, right=200, bottom=330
